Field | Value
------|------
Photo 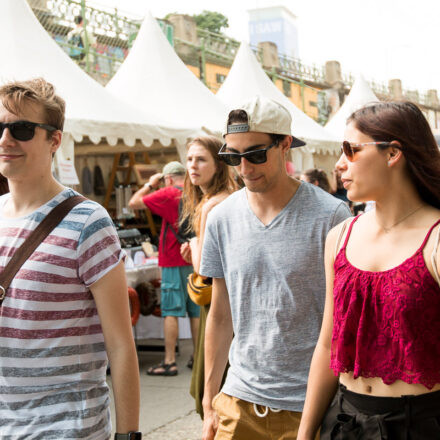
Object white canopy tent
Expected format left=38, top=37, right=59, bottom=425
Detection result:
left=1, top=0, right=196, bottom=179
left=216, top=43, right=341, bottom=170
left=325, top=75, right=379, bottom=139
left=106, top=11, right=229, bottom=160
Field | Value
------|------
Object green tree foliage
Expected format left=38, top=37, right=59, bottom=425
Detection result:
left=193, top=10, right=229, bottom=34
left=164, top=13, right=178, bottom=21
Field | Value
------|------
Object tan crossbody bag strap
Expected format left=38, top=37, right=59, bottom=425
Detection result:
left=431, top=226, right=440, bottom=287
left=334, top=218, right=351, bottom=260
left=0, top=195, right=86, bottom=305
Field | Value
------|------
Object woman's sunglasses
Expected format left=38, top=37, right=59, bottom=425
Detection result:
left=218, top=141, right=278, bottom=166
left=341, top=141, right=392, bottom=162
left=0, top=120, right=58, bottom=142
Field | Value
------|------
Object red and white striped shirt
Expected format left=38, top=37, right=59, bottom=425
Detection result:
left=0, top=188, right=123, bottom=439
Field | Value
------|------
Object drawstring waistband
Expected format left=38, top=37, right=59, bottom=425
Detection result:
left=253, top=403, right=282, bottom=418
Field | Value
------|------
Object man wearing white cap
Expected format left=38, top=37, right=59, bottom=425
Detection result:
left=129, top=161, right=199, bottom=376
left=200, top=96, right=350, bottom=439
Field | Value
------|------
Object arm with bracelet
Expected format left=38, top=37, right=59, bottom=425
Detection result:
left=128, top=173, right=163, bottom=210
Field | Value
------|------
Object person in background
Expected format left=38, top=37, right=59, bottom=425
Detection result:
left=129, top=161, right=199, bottom=376
left=66, top=15, right=97, bottom=65
left=200, top=96, right=350, bottom=440
left=0, top=78, right=140, bottom=439
left=179, top=136, right=237, bottom=419
left=298, top=101, right=440, bottom=439
left=330, top=167, right=349, bottom=202
left=300, top=168, right=331, bottom=192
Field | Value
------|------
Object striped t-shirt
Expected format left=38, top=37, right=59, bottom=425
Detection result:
left=0, top=188, right=123, bottom=439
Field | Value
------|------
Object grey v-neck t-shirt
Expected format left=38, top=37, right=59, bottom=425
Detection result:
left=200, top=182, right=351, bottom=411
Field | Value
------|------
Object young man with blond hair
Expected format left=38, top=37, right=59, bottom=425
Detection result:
left=200, top=96, right=350, bottom=439
left=0, top=78, right=141, bottom=440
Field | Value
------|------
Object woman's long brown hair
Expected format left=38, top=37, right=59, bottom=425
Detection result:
left=180, top=136, right=236, bottom=236
left=348, top=101, right=440, bottom=209
left=0, top=174, right=9, bottom=196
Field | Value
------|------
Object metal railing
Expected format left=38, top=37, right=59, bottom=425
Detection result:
left=277, top=53, right=326, bottom=84
left=344, top=75, right=432, bottom=107
left=197, top=28, right=240, bottom=61
left=30, top=0, right=172, bottom=83
left=29, top=0, right=437, bottom=110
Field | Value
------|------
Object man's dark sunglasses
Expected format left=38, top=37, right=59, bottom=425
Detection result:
left=0, top=120, right=58, bottom=141
left=218, top=141, right=279, bottom=166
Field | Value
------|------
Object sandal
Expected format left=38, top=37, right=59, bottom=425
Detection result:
left=147, top=361, right=178, bottom=376
left=187, top=356, right=194, bottom=369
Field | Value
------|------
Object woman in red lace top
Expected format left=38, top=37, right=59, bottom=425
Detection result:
left=298, top=101, right=440, bottom=440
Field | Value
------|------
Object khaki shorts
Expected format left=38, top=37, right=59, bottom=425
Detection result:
left=212, top=392, right=302, bottom=440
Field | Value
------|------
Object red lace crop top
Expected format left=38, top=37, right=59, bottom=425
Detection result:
left=330, top=216, right=440, bottom=389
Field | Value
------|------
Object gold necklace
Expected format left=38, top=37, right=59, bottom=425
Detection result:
left=377, top=204, right=424, bottom=233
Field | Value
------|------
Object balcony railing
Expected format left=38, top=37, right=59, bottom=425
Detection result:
left=30, top=0, right=171, bottom=82
left=29, top=0, right=438, bottom=109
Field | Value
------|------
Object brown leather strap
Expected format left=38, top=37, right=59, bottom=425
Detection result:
left=0, top=195, right=87, bottom=304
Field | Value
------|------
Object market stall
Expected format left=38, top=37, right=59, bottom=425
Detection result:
left=3, top=0, right=199, bottom=183
left=125, top=265, right=192, bottom=340
left=4, top=0, right=198, bottom=341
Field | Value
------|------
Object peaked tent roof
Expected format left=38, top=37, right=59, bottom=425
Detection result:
left=106, top=11, right=228, bottom=135
left=216, top=43, right=340, bottom=153
left=325, top=75, right=379, bottom=139
left=1, top=0, right=191, bottom=147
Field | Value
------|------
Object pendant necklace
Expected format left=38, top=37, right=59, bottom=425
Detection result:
left=377, top=204, right=424, bottom=233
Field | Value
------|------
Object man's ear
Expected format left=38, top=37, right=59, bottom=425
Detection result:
left=50, top=130, right=63, bottom=155
left=281, top=135, right=292, bottom=154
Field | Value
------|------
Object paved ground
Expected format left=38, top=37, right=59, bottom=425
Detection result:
left=108, top=339, right=203, bottom=439
left=143, top=412, right=202, bottom=440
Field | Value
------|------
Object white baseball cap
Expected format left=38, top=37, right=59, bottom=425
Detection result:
left=162, top=161, right=186, bottom=176
left=223, top=95, right=306, bottom=148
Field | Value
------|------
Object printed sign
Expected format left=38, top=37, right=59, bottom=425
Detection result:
left=57, top=159, right=80, bottom=185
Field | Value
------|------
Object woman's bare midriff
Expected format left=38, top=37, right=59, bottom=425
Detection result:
left=340, top=372, right=440, bottom=397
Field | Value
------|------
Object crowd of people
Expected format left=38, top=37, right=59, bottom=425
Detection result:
left=0, top=76, right=439, bottom=440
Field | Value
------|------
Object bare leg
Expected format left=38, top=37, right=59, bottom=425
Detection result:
left=190, top=317, right=200, bottom=356
left=164, top=316, right=178, bottom=364
left=147, top=316, right=178, bottom=375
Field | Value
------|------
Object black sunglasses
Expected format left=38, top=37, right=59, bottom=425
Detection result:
left=0, top=120, right=58, bottom=142
left=218, top=141, right=279, bottom=166
left=341, top=141, right=392, bottom=162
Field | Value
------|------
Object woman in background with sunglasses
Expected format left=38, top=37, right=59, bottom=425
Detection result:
left=298, top=101, right=440, bottom=440
left=179, top=136, right=237, bottom=419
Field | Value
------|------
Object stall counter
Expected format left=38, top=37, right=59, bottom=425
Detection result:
left=125, top=265, right=192, bottom=339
